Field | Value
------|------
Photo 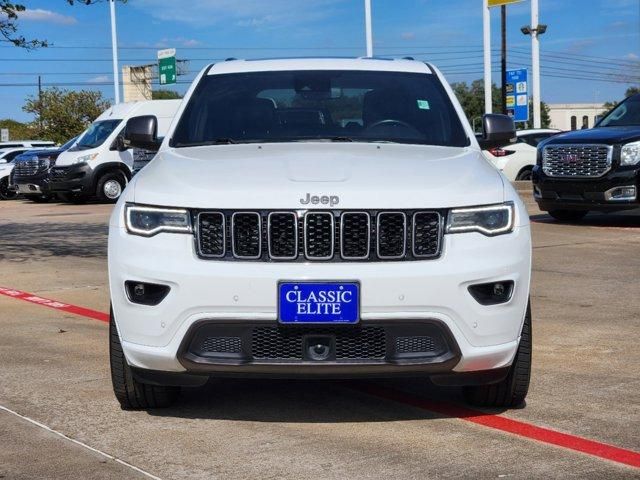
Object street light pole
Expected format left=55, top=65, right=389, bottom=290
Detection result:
left=482, top=0, right=492, bottom=114
left=531, top=0, right=541, bottom=127
left=364, top=0, right=373, bottom=57
left=109, top=0, right=120, bottom=104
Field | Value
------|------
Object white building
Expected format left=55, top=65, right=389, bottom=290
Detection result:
left=547, top=103, right=606, bottom=131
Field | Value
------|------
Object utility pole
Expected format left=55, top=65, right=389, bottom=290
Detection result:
left=364, top=0, right=373, bottom=57
left=482, top=0, right=492, bottom=114
left=38, top=75, right=43, bottom=132
left=531, top=0, right=541, bottom=128
left=109, top=0, right=120, bottom=104
left=501, top=5, right=507, bottom=115
left=521, top=1, right=546, bottom=128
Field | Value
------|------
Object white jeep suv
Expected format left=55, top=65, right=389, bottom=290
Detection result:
left=108, top=58, right=532, bottom=410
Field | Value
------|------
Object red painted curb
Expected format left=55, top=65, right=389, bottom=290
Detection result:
left=0, top=287, right=109, bottom=323
left=352, top=383, right=640, bottom=469
left=1, top=286, right=638, bottom=469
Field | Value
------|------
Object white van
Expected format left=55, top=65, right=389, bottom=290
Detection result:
left=50, top=100, right=181, bottom=203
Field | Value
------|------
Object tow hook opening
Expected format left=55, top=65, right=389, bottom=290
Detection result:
left=303, top=335, right=335, bottom=361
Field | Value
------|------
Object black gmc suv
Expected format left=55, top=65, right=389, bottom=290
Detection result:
left=532, top=94, right=640, bottom=221
left=10, top=136, right=77, bottom=202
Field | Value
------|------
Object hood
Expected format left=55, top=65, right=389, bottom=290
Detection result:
left=55, top=146, right=99, bottom=167
left=14, top=148, right=64, bottom=162
left=132, top=143, right=504, bottom=209
left=543, top=126, right=640, bottom=146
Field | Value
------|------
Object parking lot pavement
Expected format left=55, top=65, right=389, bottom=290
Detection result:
left=1, top=195, right=639, bottom=479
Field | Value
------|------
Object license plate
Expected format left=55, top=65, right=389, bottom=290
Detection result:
left=278, top=281, right=359, bottom=324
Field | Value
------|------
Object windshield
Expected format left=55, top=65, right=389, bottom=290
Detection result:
left=60, top=136, right=79, bottom=151
left=172, top=70, right=469, bottom=147
left=599, top=96, right=640, bottom=127
left=71, top=119, right=122, bottom=150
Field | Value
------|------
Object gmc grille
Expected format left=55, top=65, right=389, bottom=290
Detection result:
left=13, top=158, right=45, bottom=176
left=196, top=210, right=442, bottom=262
left=542, top=144, right=612, bottom=178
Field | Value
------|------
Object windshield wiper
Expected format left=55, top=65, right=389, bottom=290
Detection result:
left=174, top=138, right=238, bottom=147
left=328, top=136, right=353, bottom=142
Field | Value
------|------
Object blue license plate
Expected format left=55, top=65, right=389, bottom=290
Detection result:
left=278, top=282, right=360, bottom=324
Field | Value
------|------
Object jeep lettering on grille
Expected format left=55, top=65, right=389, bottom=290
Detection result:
left=300, top=193, right=340, bottom=207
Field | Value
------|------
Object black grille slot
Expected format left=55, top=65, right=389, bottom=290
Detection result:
left=232, top=212, right=261, bottom=258
left=341, top=212, right=370, bottom=259
left=198, top=212, right=225, bottom=257
left=252, top=326, right=386, bottom=360
left=305, top=212, right=334, bottom=259
left=396, top=336, right=436, bottom=353
left=50, top=167, right=68, bottom=180
left=268, top=212, right=297, bottom=259
left=201, top=336, right=242, bottom=353
left=377, top=212, right=406, bottom=258
left=412, top=212, right=440, bottom=257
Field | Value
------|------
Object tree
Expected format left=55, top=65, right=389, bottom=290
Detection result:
left=601, top=86, right=640, bottom=115
left=152, top=89, right=182, bottom=100
left=1, top=2, right=47, bottom=48
left=451, top=80, right=510, bottom=131
left=0, top=118, right=35, bottom=139
left=524, top=101, right=551, bottom=129
left=451, top=79, right=551, bottom=130
left=23, top=88, right=111, bottom=144
left=1, top=1, right=125, bottom=49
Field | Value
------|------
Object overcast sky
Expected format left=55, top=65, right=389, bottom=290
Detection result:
left=1, top=0, right=638, bottom=122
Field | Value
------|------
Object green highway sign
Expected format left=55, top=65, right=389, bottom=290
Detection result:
left=158, top=48, right=177, bottom=85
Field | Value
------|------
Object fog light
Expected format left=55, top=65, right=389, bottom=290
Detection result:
left=604, top=186, right=636, bottom=202
left=468, top=281, right=514, bottom=305
left=125, top=281, right=170, bottom=306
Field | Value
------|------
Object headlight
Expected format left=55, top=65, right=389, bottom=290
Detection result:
left=446, top=202, right=514, bottom=236
left=125, top=204, right=192, bottom=237
left=620, top=141, right=640, bottom=166
left=74, top=153, right=99, bottom=164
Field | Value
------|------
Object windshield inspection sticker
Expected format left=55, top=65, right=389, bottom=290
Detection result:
left=417, top=99, right=430, bottom=110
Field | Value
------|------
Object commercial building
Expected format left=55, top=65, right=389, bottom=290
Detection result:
left=547, top=103, right=606, bottom=131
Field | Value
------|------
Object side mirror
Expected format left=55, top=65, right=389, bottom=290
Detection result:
left=124, top=115, right=159, bottom=151
left=0, top=159, right=6, bottom=164
left=478, top=113, right=516, bottom=150
left=594, top=115, right=602, bottom=126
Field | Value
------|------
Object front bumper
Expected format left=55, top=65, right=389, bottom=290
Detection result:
left=13, top=171, right=52, bottom=195
left=532, top=165, right=639, bottom=211
left=49, top=163, right=94, bottom=194
left=109, top=218, right=531, bottom=377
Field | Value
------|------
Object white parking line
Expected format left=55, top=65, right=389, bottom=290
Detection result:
left=0, top=404, right=163, bottom=480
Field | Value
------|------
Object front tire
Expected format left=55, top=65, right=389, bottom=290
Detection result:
left=547, top=209, right=588, bottom=222
left=0, top=177, right=18, bottom=200
left=515, top=167, right=533, bottom=181
left=463, top=302, right=532, bottom=408
left=97, top=172, right=126, bottom=203
left=110, top=308, right=179, bottom=410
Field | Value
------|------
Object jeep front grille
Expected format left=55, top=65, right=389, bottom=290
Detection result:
left=195, top=209, right=443, bottom=262
left=542, top=144, right=612, bottom=178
